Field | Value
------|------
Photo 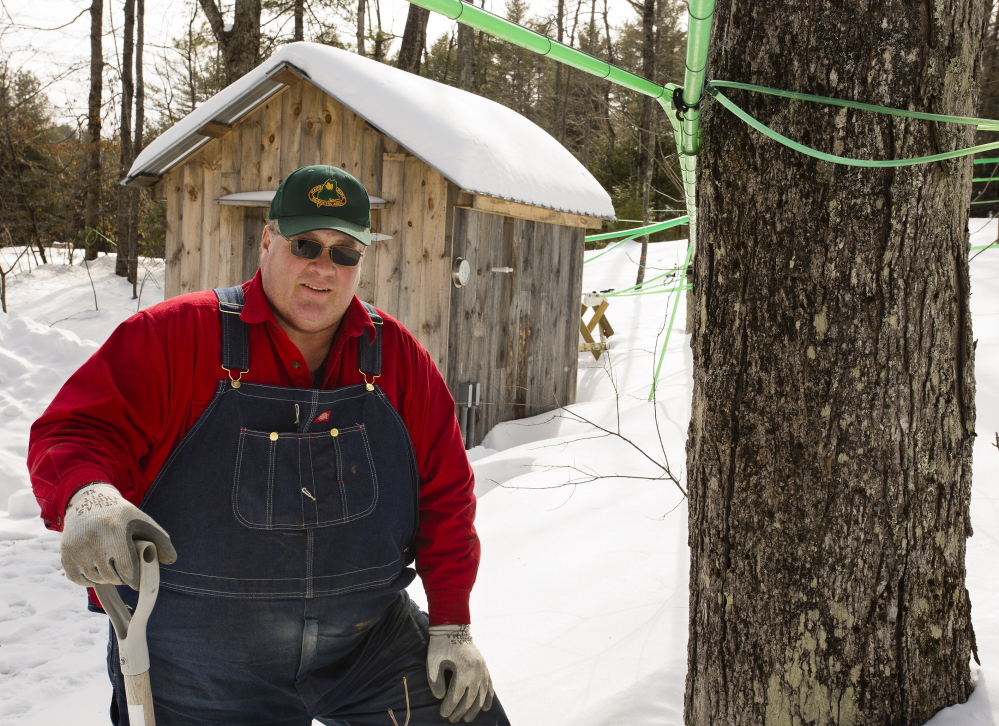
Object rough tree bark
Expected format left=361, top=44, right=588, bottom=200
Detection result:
left=397, top=4, right=430, bottom=75
left=83, top=0, right=103, bottom=261
left=685, top=0, right=986, bottom=724
left=198, top=0, right=262, bottom=85
left=294, top=0, right=304, bottom=41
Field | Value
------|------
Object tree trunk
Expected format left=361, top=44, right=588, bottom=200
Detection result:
left=356, top=0, right=365, bottom=55
left=294, top=0, right=304, bottom=41
left=634, top=0, right=656, bottom=287
left=602, top=0, right=615, bottom=189
left=397, top=4, right=430, bottom=74
left=370, top=0, right=387, bottom=62
left=551, top=0, right=566, bottom=142
left=685, top=0, right=985, bottom=724
left=116, top=0, right=135, bottom=278
left=83, top=0, right=103, bottom=261
left=198, top=0, right=261, bottom=85
left=130, top=0, right=144, bottom=290
left=456, top=5, right=474, bottom=91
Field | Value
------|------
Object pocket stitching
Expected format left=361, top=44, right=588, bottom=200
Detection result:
left=232, top=427, right=378, bottom=530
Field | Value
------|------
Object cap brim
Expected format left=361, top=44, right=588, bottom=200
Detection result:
left=277, top=215, right=371, bottom=246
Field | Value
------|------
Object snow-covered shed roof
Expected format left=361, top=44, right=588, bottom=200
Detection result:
left=126, top=42, right=615, bottom=220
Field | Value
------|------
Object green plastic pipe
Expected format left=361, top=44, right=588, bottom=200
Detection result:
left=605, top=265, right=687, bottom=296
left=400, top=0, right=706, bottom=234
left=405, top=0, right=665, bottom=98
left=678, top=0, right=717, bottom=156
left=585, top=216, right=689, bottom=242
left=711, top=81, right=999, bottom=131
left=709, top=86, right=999, bottom=167
left=403, top=0, right=709, bottom=394
left=649, top=239, right=694, bottom=400
left=608, top=284, right=691, bottom=298
left=585, top=219, right=689, bottom=265
left=658, top=97, right=698, bottom=249
left=584, top=232, right=644, bottom=263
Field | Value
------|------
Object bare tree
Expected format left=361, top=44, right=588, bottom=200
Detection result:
left=634, top=0, right=656, bottom=286
left=294, top=0, right=304, bottom=41
left=397, top=4, right=430, bottom=74
left=130, top=0, right=144, bottom=290
left=456, top=7, right=474, bottom=90
left=116, top=0, right=135, bottom=279
left=83, top=0, right=103, bottom=261
left=551, top=0, right=566, bottom=140
left=197, top=0, right=262, bottom=85
left=685, top=0, right=986, bottom=722
left=368, top=0, right=388, bottom=62
left=355, top=0, right=365, bottom=55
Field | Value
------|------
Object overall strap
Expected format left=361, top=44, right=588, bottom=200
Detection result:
left=213, top=286, right=250, bottom=378
left=358, top=301, right=383, bottom=377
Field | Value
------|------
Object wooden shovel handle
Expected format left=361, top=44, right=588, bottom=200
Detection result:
left=123, top=671, right=156, bottom=726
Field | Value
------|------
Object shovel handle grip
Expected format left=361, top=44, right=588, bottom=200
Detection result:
left=124, top=671, right=156, bottom=726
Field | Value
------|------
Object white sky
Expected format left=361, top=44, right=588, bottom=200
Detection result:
left=2, top=0, right=643, bottom=128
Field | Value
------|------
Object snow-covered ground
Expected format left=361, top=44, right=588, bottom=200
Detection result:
left=0, top=226, right=997, bottom=725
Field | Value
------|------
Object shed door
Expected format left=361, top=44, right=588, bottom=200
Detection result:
left=446, top=207, right=584, bottom=446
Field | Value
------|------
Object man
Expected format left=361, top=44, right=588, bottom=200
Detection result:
left=28, top=165, right=509, bottom=726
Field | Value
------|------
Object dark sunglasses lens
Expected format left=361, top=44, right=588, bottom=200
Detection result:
left=329, top=246, right=362, bottom=267
left=289, top=238, right=323, bottom=259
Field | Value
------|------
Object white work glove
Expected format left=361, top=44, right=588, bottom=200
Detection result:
left=427, top=624, right=495, bottom=723
left=60, top=482, right=177, bottom=589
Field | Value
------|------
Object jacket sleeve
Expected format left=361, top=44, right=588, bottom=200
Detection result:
left=396, top=332, right=480, bottom=626
left=28, top=311, right=171, bottom=530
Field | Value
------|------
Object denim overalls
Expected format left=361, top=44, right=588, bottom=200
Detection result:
left=103, top=287, right=509, bottom=725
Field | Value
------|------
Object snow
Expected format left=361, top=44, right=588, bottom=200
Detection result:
left=125, top=42, right=616, bottom=220
left=1, top=226, right=997, bottom=724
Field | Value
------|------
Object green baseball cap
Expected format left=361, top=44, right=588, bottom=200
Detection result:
left=269, top=165, right=372, bottom=246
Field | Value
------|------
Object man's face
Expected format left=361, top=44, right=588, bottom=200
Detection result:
left=259, top=225, right=365, bottom=342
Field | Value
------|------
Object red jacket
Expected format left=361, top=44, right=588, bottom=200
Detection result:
left=28, top=271, right=478, bottom=625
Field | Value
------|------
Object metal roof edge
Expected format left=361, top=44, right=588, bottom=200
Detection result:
left=123, top=60, right=307, bottom=185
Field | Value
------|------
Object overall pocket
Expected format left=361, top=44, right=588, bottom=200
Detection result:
left=233, top=425, right=377, bottom=530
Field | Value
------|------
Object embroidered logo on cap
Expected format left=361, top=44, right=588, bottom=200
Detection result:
left=308, top=180, right=347, bottom=208
left=314, top=410, right=331, bottom=423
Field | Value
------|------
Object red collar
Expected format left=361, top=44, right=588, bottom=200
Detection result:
left=239, top=270, right=377, bottom=340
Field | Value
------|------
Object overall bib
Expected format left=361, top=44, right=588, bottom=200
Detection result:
left=103, top=287, right=509, bottom=726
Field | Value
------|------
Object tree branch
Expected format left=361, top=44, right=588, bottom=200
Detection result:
left=196, top=0, right=226, bottom=39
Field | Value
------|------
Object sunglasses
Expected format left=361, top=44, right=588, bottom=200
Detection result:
left=287, top=237, right=363, bottom=267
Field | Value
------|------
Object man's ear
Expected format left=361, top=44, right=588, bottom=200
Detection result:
left=259, top=224, right=274, bottom=265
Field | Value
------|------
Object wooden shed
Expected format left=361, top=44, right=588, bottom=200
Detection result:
left=124, top=42, right=616, bottom=446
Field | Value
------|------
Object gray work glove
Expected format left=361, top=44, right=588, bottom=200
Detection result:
left=427, top=624, right=495, bottom=723
left=60, top=482, right=177, bottom=589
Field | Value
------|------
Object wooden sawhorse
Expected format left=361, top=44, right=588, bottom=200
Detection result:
left=579, top=296, right=614, bottom=360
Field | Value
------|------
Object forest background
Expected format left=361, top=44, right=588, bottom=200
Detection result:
left=0, top=0, right=703, bottom=286
left=7, top=0, right=999, bottom=282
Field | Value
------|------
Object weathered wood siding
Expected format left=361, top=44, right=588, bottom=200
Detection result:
left=359, top=145, right=451, bottom=374
left=447, top=207, right=584, bottom=446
